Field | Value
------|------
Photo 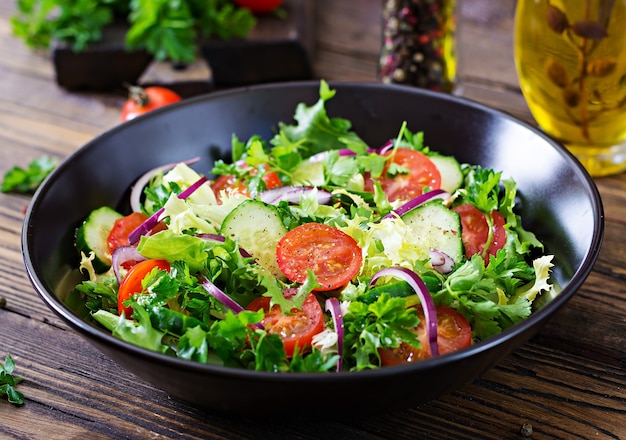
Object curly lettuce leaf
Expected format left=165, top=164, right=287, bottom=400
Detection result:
left=272, top=80, right=368, bottom=157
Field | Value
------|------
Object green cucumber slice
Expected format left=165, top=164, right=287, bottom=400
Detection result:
left=75, top=206, right=123, bottom=273
left=401, top=199, right=463, bottom=265
left=220, top=199, right=288, bottom=277
left=429, top=155, right=463, bottom=193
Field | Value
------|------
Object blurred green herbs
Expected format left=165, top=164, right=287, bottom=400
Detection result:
left=1, top=156, right=58, bottom=194
left=1, top=354, right=24, bottom=406
left=10, top=0, right=257, bottom=63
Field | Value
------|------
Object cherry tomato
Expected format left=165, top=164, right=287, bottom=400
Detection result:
left=364, top=148, right=441, bottom=202
left=117, top=259, right=170, bottom=317
left=107, top=212, right=166, bottom=253
left=379, top=306, right=472, bottom=366
left=246, top=292, right=324, bottom=357
left=120, top=86, right=182, bottom=122
left=452, top=204, right=506, bottom=264
left=211, top=165, right=281, bottom=202
left=276, top=223, right=362, bottom=292
left=233, top=0, right=284, bottom=13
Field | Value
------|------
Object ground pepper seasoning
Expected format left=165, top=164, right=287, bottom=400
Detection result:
left=379, top=0, right=457, bottom=92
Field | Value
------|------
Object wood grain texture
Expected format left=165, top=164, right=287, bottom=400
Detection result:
left=1, top=0, right=625, bottom=439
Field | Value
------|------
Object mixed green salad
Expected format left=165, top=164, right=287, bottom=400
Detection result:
left=69, top=81, right=555, bottom=373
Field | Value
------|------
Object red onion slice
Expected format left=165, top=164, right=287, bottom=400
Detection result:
left=128, top=176, right=209, bottom=244
left=198, top=275, right=244, bottom=314
left=196, top=233, right=253, bottom=258
left=369, top=266, right=439, bottom=357
left=382, top=189, right=450, bottom=220
left=129, top=157, right=201, bottom=213
left=308, top=149, right=357, bottom=163
left=259, top=186, right=332, bottom=205
left=377, top=139, right=394, bottom=155
left=429, top=249, right=455, bottom=274
left=325, top=297, right=344, bottom=372
left=111, top=246, right=147, bottom=283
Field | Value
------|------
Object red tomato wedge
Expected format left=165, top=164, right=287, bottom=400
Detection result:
left=379, top=306, right=472, bottom=366
left=364, top=148, right=441, bottom=202
left=117, top=259, right=170, bottom=317
left=107, top=212, right=167, bottom=254
left=246, top=293, right=324, bottom=357
left=453, top=204, right=506, bottom=264
left=276, top=223, right=362, bottom=291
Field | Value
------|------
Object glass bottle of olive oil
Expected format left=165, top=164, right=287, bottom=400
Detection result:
left=514, top=0, right=626, bottom=176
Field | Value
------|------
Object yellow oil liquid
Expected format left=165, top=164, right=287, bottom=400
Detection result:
left=514, top=0, right=626, bottom=176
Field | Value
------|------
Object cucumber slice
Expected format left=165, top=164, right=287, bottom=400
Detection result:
left=429, top=154, right=463, bottom=193
left=401, top=199, right=463, bottom=265
left=219, top=199, right=288, bottom=277
left=291, top=159, right=325, bottom=186
left=75, top=206, right=123, bottom=273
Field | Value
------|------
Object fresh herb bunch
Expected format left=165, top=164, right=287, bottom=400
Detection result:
left=1, top=354, right=24, bottom=406
left=10, top=0, right=257, bottom=63
left=1, top=156, right=58, bottom=194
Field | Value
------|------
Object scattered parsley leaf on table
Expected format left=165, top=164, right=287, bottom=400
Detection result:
left=1, top=156, right=58, bottom=194
left=1, top=354, right=24, bottom=405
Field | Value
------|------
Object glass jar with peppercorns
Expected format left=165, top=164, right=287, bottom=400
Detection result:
left=379, top=0, right=457, bottom=93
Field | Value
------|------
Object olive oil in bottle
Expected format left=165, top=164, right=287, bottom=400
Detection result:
left=514, top=0, right=626, bottom=176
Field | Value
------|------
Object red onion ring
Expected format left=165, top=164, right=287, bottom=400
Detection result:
left=195, top=233, right=253, bottom=258
left=307, top=149, right=358, bottom=163
left=382, top=189, right=450, bottom=220
left=325, top=297, right=344, bottom=372
left=198, top=275, right=245, bottom=314
left=111, top=246, right=147, bottom=283
left=129, top=157, right=201, bottom=213
left=259, top=186, right=332, bottom=205
left=429, top=249, right=455, bottom=274
left=128, top=176, right=209, bottom=244
left=377, top=139, right=394, bottom=155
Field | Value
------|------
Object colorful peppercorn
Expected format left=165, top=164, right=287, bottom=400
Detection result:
left=379, top=0, right=457, bottom=92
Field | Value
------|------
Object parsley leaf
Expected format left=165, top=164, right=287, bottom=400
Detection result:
left=342, top=294, right=420, bottom=371
left=462, top=165, right=502, bottom=214
left=1, top=354, right=24, bottom=406
left=1, top=156, right=57, bottom=194
left=273, top=80, right=369, bottom=157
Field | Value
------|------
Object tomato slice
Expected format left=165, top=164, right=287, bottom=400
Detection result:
left=117, top=259, right=170, bottom=317
left=379, top=306, right=472, bottom=366
left=246, top=292, right=324, bottom=357
left=211, top=165, right=281, bottom=202
left=107, top=212, right=166, bottom=255
left=452, top=204, right=506, bottom=264
left=276, top=223, right=362, bottom=291
left=364, top=148, right=441, bottom=202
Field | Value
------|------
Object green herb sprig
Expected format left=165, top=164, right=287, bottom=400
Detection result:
left=1, top=156, right=58, bottom=194
left=1, top=354, right=24, bottom=406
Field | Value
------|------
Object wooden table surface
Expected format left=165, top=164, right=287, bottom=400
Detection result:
left=1, top=1, right=626, bottom=439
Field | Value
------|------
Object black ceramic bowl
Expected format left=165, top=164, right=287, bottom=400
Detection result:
left=22, top=81, right=604, bottom=415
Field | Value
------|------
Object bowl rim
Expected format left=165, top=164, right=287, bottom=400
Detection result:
left=22, top=80, right=605, bottom=381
